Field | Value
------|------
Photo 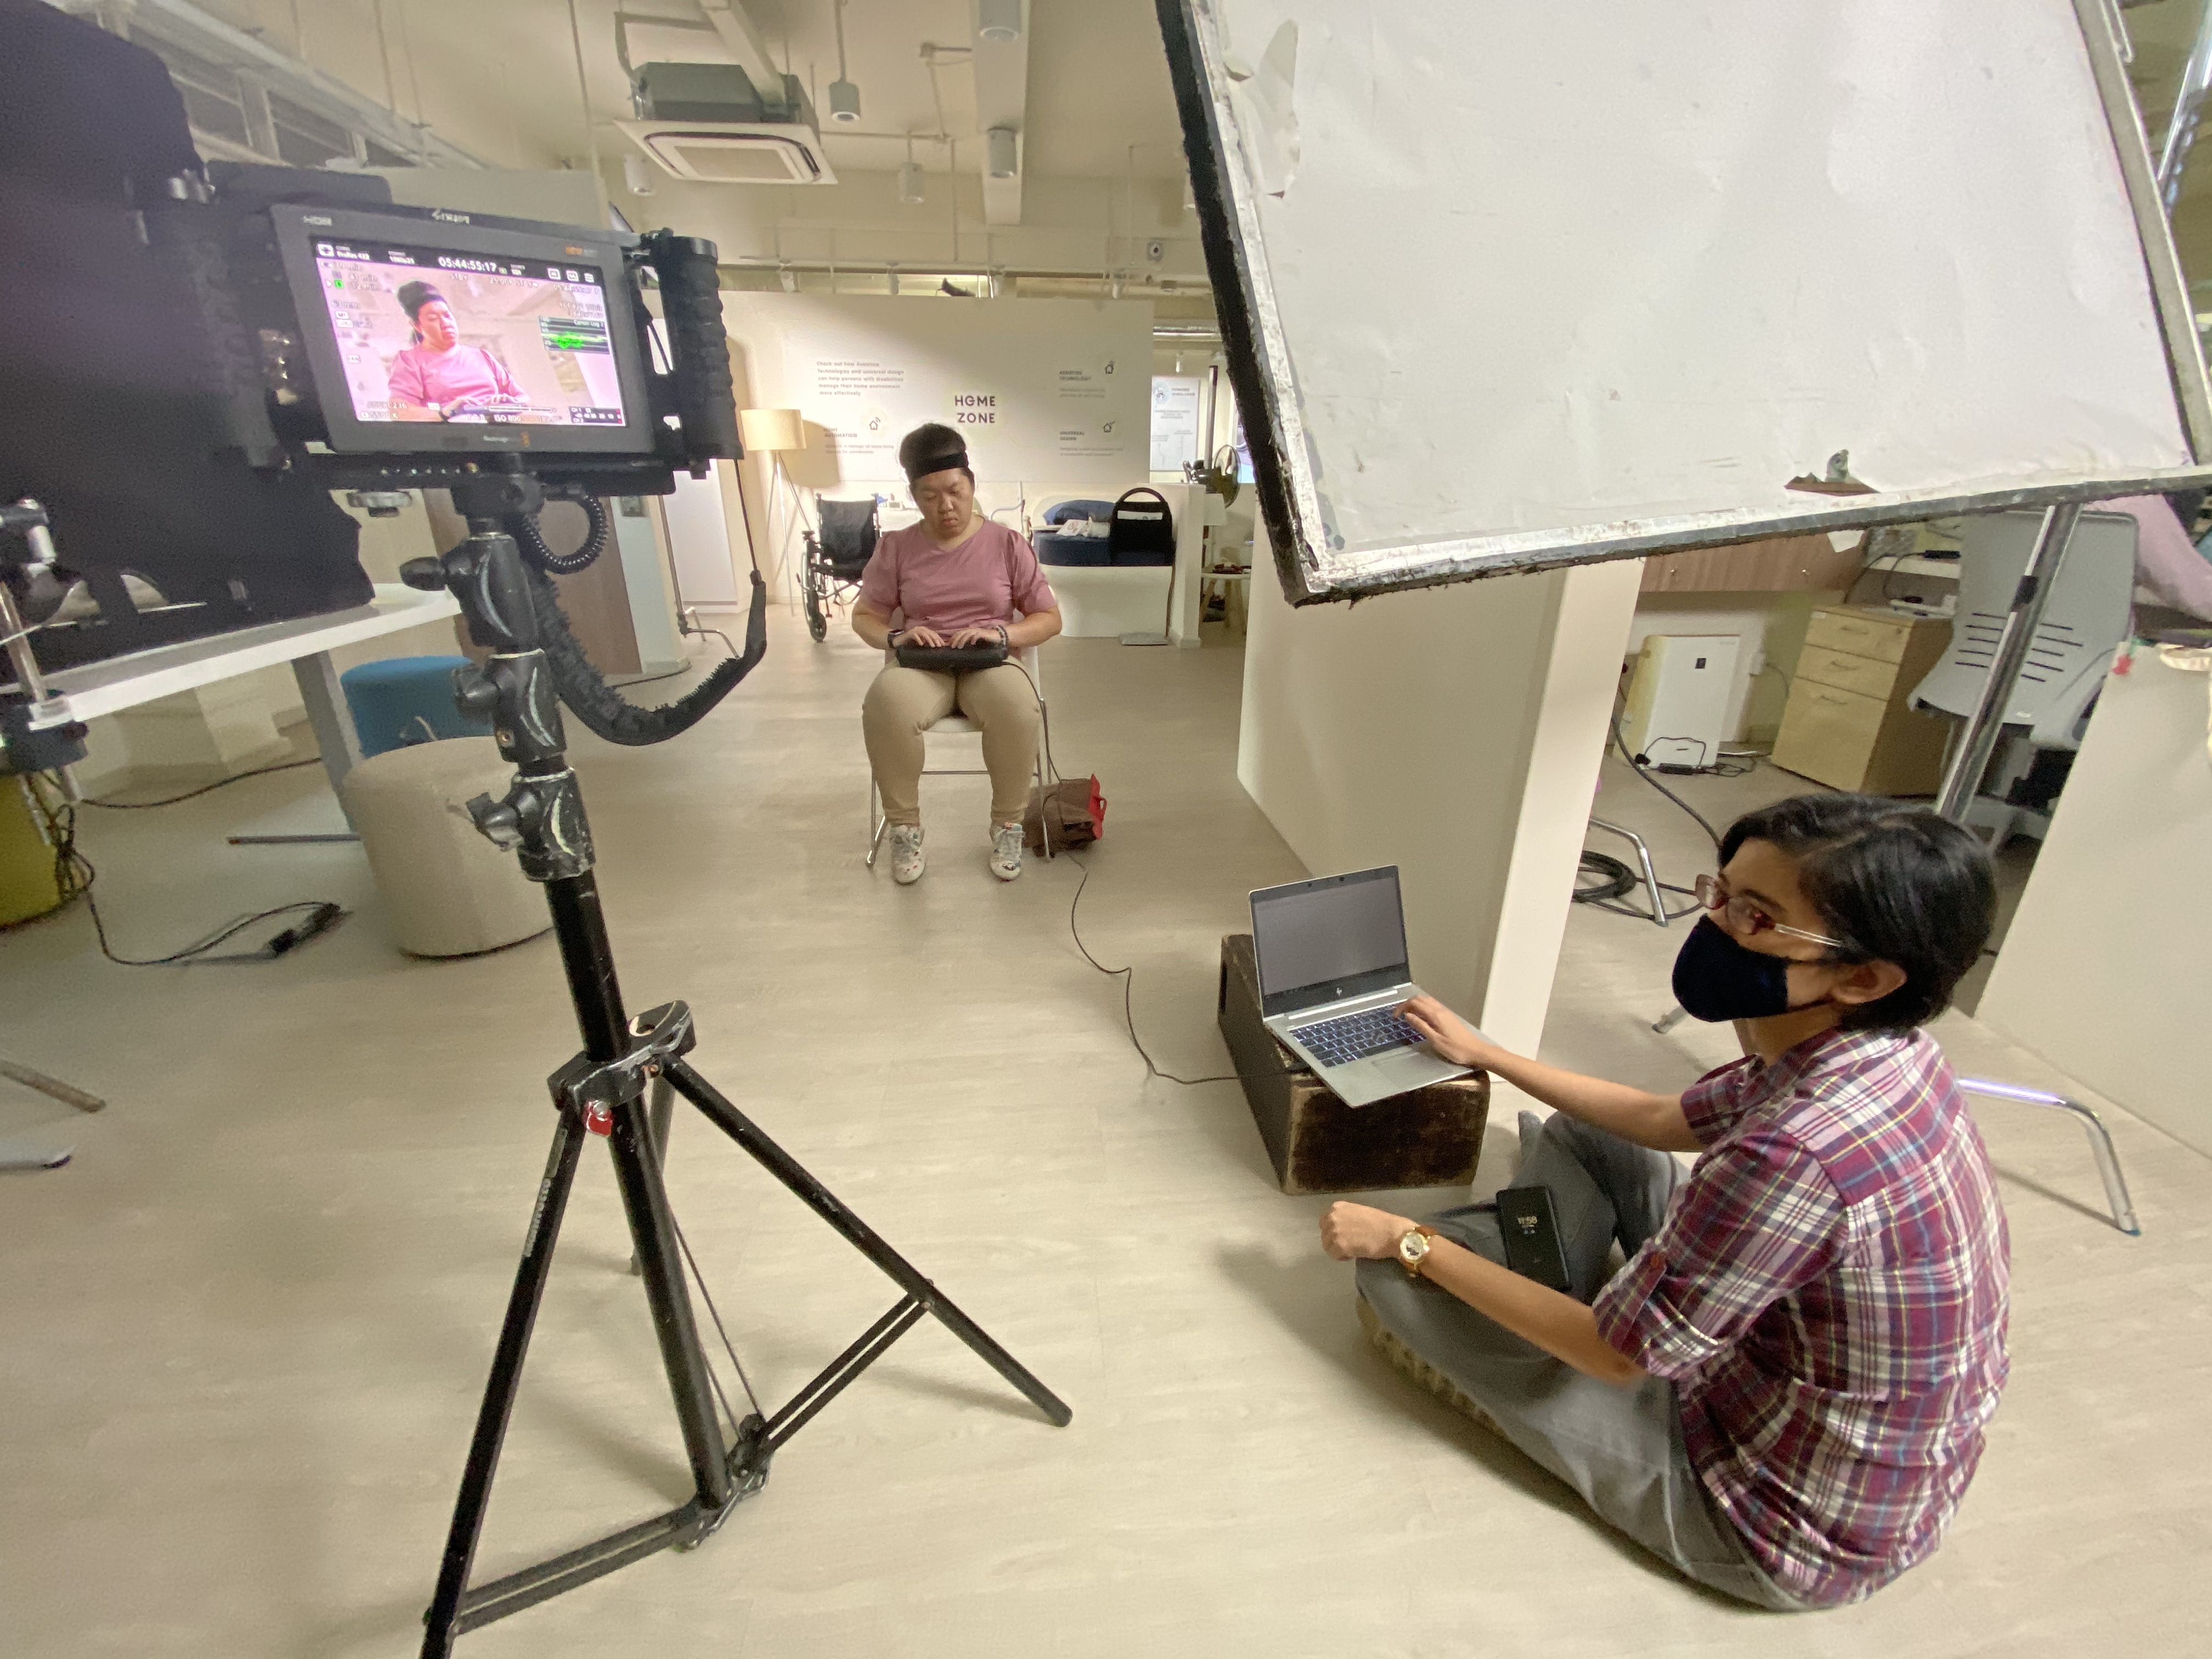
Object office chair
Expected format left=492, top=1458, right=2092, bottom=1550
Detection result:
left=1907, top=508, right=2138, bottom=848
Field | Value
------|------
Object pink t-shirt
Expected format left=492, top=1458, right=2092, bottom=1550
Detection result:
left=386, top=345, right=521, bottom=415
left=857, top=519, right=1058, bottom=633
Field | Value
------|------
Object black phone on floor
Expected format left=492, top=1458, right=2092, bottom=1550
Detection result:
left=1496, top=1186, right=1571, bottom=1293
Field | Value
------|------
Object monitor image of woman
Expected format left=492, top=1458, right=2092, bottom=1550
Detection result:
left=386, top=281, right=524, bottom=422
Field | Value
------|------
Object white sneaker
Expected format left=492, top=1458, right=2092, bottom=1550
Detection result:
left=989, top=820, right=1024, bottom=882
left=890, top=823, right=925, bottom=884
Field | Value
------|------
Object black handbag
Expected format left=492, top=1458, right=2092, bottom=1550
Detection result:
left=1107, top=487, right=1176, bottom=566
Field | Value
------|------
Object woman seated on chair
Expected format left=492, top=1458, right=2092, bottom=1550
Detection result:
left=853, top=423, right=1063, bottom=887
left=1322, top=794, right=2007, bottom=1611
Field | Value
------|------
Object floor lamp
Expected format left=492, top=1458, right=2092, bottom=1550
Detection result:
left=738, top=408, right=809, bottom=608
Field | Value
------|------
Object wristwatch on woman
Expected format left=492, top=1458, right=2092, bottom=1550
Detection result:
left=995, top=623, right=1009, bottom=648
left=1396, top=1224, right=1441, bottom=1278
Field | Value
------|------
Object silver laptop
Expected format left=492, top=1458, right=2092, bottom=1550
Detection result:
left=1249, top=866, right=1474, bottom=1108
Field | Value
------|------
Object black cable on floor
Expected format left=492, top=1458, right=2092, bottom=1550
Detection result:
left=19, top=771, right=343, bottom=966
left=80, top=755, right=320, bottom=809
left=1001, top=658, right=1286, bottom=1087
left=1610, top=703, right=1722, bottom=850
left=1057, top=848, right=1246, bottom=1086
left=1575, top=850, right=1639, bottom=904
left=1056, top=847, right=1294, bottom=1089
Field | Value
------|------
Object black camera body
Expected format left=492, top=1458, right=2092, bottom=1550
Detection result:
left=1, top=0, right=741, bottom=675
left=176, top=166, right=741, bottom=496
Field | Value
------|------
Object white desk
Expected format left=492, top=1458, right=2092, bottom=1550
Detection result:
left=18, top=583, right=460, bottom=813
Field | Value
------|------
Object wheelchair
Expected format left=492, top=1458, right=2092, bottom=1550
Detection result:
left=799, top=496, right=881, bottom=642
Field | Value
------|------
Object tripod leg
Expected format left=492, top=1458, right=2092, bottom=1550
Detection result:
left=628, top=1076, right=676, bottom=1276
left=422, top=1114, right=588, bottom=1659
left=606, top=1096, right=735, bottom=1511
left=665, top=1060, right=1073, bottom=1428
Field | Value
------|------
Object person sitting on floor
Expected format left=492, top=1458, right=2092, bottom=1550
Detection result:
left=852, top=423, right=1063, bottom=885
left=1321, top=793, right=2007, bottom=1610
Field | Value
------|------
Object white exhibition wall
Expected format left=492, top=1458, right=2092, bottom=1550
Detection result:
left=1979, top=657, right=2212, bottom=1155
left=1238, top=544, right=1643, bottom=1061
left=721, top=295, right=1154, bottom=600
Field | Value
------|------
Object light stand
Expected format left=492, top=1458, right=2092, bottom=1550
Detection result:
left=402, top=470, right=1070, bottom=1659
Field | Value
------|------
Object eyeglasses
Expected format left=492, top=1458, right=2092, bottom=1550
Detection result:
left=1694, top=875, right=1851, bottom=952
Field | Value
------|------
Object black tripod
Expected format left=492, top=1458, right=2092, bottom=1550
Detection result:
left=404, top=473, right=1070, bottom=1659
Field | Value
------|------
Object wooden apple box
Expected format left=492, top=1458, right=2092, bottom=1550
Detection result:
left=1217, top=934, right=1489, bottom=1196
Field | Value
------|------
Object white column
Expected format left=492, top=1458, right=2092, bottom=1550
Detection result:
left=1238, top=541, right=1640, bottom=1049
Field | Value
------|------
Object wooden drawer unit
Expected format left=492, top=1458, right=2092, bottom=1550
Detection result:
left=1796, top=642, right=1905, bottom=701
left=1804, top=606, right=1917, bottom=665
left=1770, top=605, right=1954, bottom=795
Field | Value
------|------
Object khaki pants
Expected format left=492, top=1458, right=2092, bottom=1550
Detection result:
left=862, top=663, right=1040, bottom=827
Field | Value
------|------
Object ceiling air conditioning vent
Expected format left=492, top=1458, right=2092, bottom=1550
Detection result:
left=630, top=128, right=828, bottom=183
left=619, top=63, right=837, bottom=187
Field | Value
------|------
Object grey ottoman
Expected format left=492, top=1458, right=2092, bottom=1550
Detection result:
left=342, top=738, right=550, bottom=957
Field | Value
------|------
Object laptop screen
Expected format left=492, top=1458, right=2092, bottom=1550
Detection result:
left=1250, top=867, right=1411, bottom=1017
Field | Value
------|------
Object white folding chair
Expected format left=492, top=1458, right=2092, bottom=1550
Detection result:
left=866, top=644, right=1051, bottom=866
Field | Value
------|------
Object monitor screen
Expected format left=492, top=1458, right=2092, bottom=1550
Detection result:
left=312, top=239, right=625, bottom=428
left=1250, top=866, right=1409, bottom=1011
left=271, top=202, right=654, bottom=458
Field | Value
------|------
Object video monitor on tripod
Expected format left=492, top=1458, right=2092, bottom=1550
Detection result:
left=269, top=203, right=657, bottom=461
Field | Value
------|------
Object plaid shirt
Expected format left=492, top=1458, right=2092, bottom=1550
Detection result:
left=1592, top=1028, right=2011, bottom=1607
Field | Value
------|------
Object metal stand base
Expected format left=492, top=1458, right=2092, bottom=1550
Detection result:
left=1638, top=1014, right=2140, bottom=1233
left=0, top=1058, right=103, bottom=1173
left=1589, top=819, right=1670, bottom=928
left=426, top=1021, right=1068, bottom=1651
left=0, top=1057, right=105, bottom=1113
left=1957, top=1077, right=2141, bottom=1235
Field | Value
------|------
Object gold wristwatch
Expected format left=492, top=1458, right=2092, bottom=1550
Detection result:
left=1396, top=1225, right=1440, bottom=1278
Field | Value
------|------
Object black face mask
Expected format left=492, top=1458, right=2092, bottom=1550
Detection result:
left=1671, top=916, right=1832, bottom=1023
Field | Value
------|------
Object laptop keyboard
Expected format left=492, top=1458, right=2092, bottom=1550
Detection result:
left=1290, top=1005, right=1422, bottom=1066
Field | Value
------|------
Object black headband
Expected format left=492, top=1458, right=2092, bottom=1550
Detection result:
left=905, top=444, right=969, bottom=484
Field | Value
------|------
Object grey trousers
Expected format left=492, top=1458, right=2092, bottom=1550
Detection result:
left=1355, top=1112, right=1803, bottom=1610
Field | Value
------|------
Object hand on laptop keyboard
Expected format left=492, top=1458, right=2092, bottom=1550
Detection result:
left=1290, top=1006, right=1424, bottom=1066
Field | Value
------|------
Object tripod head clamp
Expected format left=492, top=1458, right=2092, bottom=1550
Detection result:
left=548, top=1000, right=699, bottom=1135
left=402, top=493, right=595, bottom=883
left=465, top=770, right=591, bottom=883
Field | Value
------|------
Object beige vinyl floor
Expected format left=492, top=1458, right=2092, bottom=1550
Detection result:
left=4, top=605, right=2207, bottom=1658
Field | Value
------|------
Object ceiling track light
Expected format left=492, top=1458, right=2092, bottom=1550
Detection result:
left=830, top=0, right=861, bottom=123
left=985, top=126, right=1018, bottom=180
left=779, top=263, right=797, bottom=293
left=978, top=0, right=1023, bottom=44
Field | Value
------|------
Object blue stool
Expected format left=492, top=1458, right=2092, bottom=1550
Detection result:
left=341, top=656, right=489, bottom=758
